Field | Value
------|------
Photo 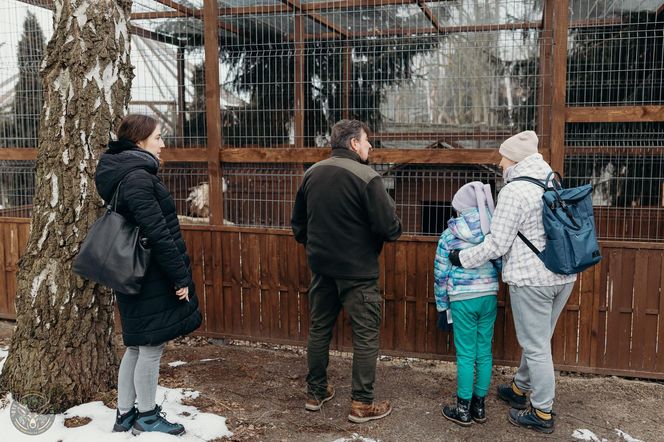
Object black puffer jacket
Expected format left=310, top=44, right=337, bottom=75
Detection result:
left=95, top=140, right=201, bottom=346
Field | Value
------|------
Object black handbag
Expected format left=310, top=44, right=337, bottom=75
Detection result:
left=73, top=180, right=151, bottom=294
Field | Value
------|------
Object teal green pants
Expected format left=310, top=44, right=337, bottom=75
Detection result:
left=450, top=295, right=497, bottom=400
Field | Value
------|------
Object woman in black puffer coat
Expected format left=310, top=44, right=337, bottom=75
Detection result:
left=95, top=115, right=201, bottom=436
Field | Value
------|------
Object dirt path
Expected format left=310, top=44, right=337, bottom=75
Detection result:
left=1, top=322, right=662, bottom=441
left=159, top=338, right=664, bottom=442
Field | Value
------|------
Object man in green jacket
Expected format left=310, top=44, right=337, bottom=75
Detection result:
left=291, top=119, right=402, bottom=423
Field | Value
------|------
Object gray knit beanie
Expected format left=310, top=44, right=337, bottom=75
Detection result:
left=499, top=130, right=539, bottom=162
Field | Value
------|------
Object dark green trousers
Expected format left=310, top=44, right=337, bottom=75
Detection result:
left=306, top=273, right=382, bottom=403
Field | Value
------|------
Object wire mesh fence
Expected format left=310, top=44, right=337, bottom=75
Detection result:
left=0, top=0, right=662, bottom=243
left=0, top=160, right=35, bottom=218
left=567, top=0, right=664, bottom=106
left=216, top=0, right=548, bottom=148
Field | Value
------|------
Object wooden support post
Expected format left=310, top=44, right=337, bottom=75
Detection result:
left=176, top=46, right=187, bottom=145
left=342, top=43, right=351, bottom=120
left=536, top=0, right=554, bottom=161
left=549, top=0, right=569, bottom=174
left=203, top=0, right=224, bottom=224
left=294, top=15, right=305, bottom=148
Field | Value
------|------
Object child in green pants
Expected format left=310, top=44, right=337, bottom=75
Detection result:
left=434, top=182, right=500, bottom=426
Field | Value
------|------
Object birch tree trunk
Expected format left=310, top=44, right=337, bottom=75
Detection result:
left=0, top=0, right=133, bottom=412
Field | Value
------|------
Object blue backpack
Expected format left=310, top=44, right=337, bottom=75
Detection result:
left=511, top=172, right=601, bottom=275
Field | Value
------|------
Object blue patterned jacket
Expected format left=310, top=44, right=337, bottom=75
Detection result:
left=434, top=208, right=501, bottom=312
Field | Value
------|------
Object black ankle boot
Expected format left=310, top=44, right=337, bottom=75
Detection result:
left=470, top=395, right=486, bottom=423
left=442, top=396, right=472, bottom=426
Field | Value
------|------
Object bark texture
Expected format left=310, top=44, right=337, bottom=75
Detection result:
left=0, top=0, right=134, bottom=412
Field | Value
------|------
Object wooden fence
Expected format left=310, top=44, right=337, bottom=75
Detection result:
left=2, top=217, right=663, bottom=379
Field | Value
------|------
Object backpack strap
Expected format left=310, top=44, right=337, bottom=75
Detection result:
left=509, top=176, right=548, bottom=189
left=509, top=176, right=547, bottom=258
left=516, top=232, right=542, bottom=256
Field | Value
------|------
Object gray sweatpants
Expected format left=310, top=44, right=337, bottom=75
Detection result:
left=509, top=282, right=575, bottom=412
left=117, top=343, right=166, bottom=413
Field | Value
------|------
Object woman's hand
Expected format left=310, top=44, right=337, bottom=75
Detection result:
left=176, top=286, right=189, bottom=301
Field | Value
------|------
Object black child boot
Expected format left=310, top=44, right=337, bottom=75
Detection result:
left=442, top=396, right=472, bottom=427
left=470, top=395, right=486, bottom=423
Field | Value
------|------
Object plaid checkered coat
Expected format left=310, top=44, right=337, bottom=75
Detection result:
left=459, top=154, right=577, bottom=287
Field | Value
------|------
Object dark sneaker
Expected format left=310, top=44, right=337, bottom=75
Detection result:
left=112, top=407, right=137, bottom=432
left=470, top=395, right=486, bottom=423
left=508, top=407, right=555, bottom=434
left=348, top=400, right=392, bottom=423
left=442, top=396, right=472, bottom=427
left=497, top=381, right=528, bottom=410
left=305, top=385, right=335, bottom=411
left=132, top=405, right=186, bottom=436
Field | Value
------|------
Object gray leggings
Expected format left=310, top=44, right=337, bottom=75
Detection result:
left=117, top=343, right=166, bottom=413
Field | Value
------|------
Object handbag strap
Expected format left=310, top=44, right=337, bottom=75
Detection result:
left=109, top=180, right=124, bottom=212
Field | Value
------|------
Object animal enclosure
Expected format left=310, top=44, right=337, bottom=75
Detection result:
left=0, top=0, right=663, bottom=378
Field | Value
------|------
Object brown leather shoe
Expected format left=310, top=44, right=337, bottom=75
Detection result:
left=348, top=400, right=392, bottom=423
left=305, top=385, right=335, bottom=411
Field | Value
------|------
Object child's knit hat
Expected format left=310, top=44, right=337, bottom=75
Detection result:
left=499, top=130, right=539, bottom=163
left=451, top=182, right=495, bottom=235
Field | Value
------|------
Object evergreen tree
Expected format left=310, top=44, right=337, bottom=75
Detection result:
left=13, top=11, right=45, bottom=148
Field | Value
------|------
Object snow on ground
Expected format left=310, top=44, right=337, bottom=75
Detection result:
left=573, top=428, right=643, bottom=442
left=0, top=347, right=7, bottom=373
left=573, top=429, right=608, bottom=441
left=167, top=360, right=187, bottom=367
left=0, top=346, right=231, bottom=441
left=331, top=434, right=378, bottom=442
left=615, top=429, right=642, bottom=442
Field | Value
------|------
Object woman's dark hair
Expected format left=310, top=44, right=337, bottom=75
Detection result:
left=330, top=119, right=371, bottom=150
left=116, top=114, right=159, bottom=144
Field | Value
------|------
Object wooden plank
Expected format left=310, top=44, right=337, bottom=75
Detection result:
left=203, top=0, right=225, bottom=224
left=242, top=233, right=262, bottom=336
left=209, top=230, right=224, bottom=334
left=131, top=11, right=190, bottom=20
left=292, top=237, right=307, bottom=340
left=0, top=146, right=502, bottom=164
left=577, top=266, right=595, bottom=367
left=130, top=25, right=186, bottom=47
left=608, top=249, right=635, bottom=370
left=642, top=250, right=662, bottom=370
left=200, top=230, right=216, bottom=334
left=549, top=0, right=569, bottom=174
left=381, top=242, right=396, bottom=350
left=657, top=251, right=664, bottom=372
left=417, top=0, right=442, bottom=32
left=260, top=234, right=281, bottom=338
left=176, top=47, right=187, bottom=144
left=282, top=0, right=347, bottom=37
left=350, top=21, right=543, bottom=39
left=504, top=286, right=521, bottom=362
left=493, top=282, right=507, bottom=360
left=413, top=241, right=428, bottom=353
left=219, top=5, right=291, bottom=15
left=3, top=223, right=19, bottom=320
left=219, top=147, right=501, bottom=164
left=294, top=15, right=305, bottom=149
left=188, top=230, right=207, bottom=330
left=303, top=0, right=449, bottom=11
left=0, top=224, right=7, bottom=317
left=342, top=45, right=351, bottom=120
left=403, top=242, right=417, bottom=352
left=536, top=0, right=554, bottom=154
left=566, top=106, right=664, bottom=123
left=630, top=250, right=649, bottom=369
left=153, top=0, right=201, bottom=17
left=223, top=231, right=243, bottom=334
left=393, top=242, right=408, bottom=352
left=0, top=148, right=37, bottom=161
